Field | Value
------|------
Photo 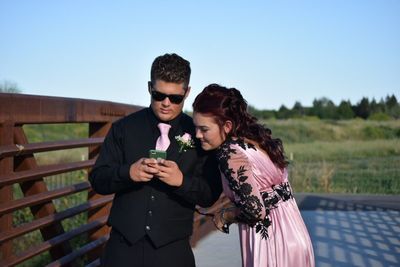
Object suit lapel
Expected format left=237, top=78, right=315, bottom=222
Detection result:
left=167, top=127, right=182, bottom=163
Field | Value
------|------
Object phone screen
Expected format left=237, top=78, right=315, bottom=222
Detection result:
left=149, top=149, right=167, bottom=160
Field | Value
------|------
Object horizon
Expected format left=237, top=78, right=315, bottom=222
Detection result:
left=1, top=1, right=399, bottom=110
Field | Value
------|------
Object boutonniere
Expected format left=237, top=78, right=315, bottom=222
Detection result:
left=175, top=133, right=195, bottom=153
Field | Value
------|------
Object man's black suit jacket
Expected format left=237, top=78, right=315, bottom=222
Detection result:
left=89, top=107, right=222, bottom=248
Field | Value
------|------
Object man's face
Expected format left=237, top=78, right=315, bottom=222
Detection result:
left=149, top=80, right=190, bottom=122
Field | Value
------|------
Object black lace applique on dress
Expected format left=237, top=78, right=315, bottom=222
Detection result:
left=216, top=138, right=293, bottom=239
left=261, top=183, right=293, bottom=208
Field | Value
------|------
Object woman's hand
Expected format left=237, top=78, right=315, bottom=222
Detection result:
left=213, top=209, right=229, bottom=233
left=213, top=206, right=239, bottom=234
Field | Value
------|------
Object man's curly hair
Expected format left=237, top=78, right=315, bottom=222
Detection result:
left=150, top=53, right=191, bottom=89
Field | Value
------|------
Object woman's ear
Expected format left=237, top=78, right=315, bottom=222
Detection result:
left=223, top=120, right=233, bottom=135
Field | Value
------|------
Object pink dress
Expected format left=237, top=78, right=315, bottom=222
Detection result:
left=216, top=139, right=314, bottom=267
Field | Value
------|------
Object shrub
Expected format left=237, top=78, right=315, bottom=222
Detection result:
left=369, top=112, right=391, bottom=121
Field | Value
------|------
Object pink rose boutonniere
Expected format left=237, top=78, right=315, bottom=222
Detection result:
left=175, top=133, right=195, bottom=153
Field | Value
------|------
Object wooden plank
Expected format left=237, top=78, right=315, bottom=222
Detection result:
left=85, top=259, right=101, bottom=267
left=13, top=126, right=74, bottom=262
left=0, top=138, right=104, bottom=159
left=87, top=122, right=112, bottom=262
left=0, top=93, right=141, bottom=124
left=0, top=159, right=95, bottom=187
left=45, top=235, right=109, bottom=267
left=0, top=195, right=113, bottom=243
left=0, top=216, right=108, bottom=267
left=0, top=182, right=91, bottom=216
left=0, top=120, right=14, bottom=260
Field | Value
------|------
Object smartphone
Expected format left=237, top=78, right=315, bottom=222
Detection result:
left=149, top=149, right=167, bottom=161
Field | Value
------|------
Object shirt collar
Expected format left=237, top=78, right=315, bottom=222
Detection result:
left=147, top=106, right=183, bottom=135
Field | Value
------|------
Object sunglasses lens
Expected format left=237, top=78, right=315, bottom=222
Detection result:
left=169, top=95, right=184, bottom=104
left=151, top=90, right=184, bottom=104
left=151, top=91, right=167, bottom=101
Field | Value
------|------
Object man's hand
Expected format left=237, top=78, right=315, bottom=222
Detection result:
left=129, top=158, right=159, bottom=182
left=155, top=159, right=183, bottom=187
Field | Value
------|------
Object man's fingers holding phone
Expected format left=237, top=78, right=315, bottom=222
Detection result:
left=129, top=158, right=159, bottom=182
left=149, top=149, right=167, bottom=163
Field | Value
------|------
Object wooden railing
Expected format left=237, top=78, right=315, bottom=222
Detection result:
left=0, top=93, right=227, bottom=266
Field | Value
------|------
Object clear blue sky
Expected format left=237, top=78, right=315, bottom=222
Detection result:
left=1, top=0, right=399, bottom=110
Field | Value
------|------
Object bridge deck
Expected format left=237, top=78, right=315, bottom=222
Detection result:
left=193, top=193, right=400, bottom=267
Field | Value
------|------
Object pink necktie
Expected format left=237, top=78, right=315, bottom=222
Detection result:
left=155, top=123, right=171, bottom=151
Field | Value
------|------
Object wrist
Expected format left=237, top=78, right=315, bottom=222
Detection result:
left=221, top=209, right=227, bottom=223
left=129, top=164, right=136, bottom=181
left=177, top=171, right=183, bottom=186
left=222, top=207, right=238, bottom=223
left=221, top=208, right=231, bottom=224
left=219, top=209, right=232, bottom=234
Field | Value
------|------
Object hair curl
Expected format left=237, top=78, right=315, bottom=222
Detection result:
left=151, top=53, right=191, bottom=89
left=193, top=84, right=288, bottom=169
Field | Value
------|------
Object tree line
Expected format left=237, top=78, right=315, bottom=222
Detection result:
left=2, top=80, right=398, bottom=120
left=249, top=95, right=400, bottom=120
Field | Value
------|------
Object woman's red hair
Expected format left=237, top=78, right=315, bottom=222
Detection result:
left=193, top=84, right=288, bottom=169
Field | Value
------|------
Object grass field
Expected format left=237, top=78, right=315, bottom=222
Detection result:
left=264, top=118, right=400, bottom=143
left=262, top=119, right=400, bottom=194
left=285, top=140, right=399, bottom=194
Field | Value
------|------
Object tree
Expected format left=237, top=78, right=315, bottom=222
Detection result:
left=0, top=80, right=21, bottom=93
left=353, top=97, right=370, bottom=119
left=370, top=98, right=384, bottom=114
left=337, top=100, right=354, bottom=119
left=385, top=94, right=400, bottom=119
left=310, top=97, right=337, bottom=119
left=248, top=105, right=275, bottom=120
left=385, top=94, right=398, bottom=110
left=276, top=105, right=290, bottom=119
left=292, top=101, right=305, bottom=117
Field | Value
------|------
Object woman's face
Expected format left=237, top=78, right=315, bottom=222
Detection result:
left=193, top=112, right=230, bottom=151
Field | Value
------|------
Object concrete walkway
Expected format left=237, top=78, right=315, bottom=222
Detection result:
left=193, top=193, right=400, bottom=267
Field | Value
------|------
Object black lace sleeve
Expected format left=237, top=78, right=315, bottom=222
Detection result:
left=217, top=141, right=267, bottom=226
left=217, top=139, right=294, bottom=239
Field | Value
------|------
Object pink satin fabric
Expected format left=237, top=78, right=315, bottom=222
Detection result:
left=221, top=143, right=315, bottom=267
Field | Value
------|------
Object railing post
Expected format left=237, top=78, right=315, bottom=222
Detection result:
left=87, top=122, right=112, bottom=261
left=0, top=120, right=14, bottom=261
left=190, top=214, right=202, bottom=247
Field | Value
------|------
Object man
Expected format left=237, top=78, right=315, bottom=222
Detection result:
left=89, top=53, right=222, bottom=267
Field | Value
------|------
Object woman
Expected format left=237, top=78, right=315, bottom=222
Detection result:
left=193, top=84, right=314, bottom=267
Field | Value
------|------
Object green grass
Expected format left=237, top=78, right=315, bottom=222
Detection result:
left=285, top=139, right=400, bottom=194
left=23, top=123, right=88, bottom=143
left=258, top=119, right=400, bottom=194
left=264, top=118, right=400, bottom=143
left=285, top=139, right=400, bottom=161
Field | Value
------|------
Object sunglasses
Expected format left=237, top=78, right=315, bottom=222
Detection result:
left=149, top=83, right=186, bottom=104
